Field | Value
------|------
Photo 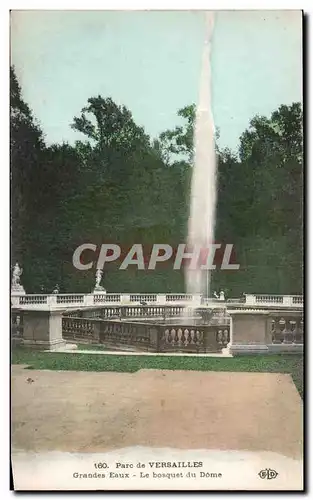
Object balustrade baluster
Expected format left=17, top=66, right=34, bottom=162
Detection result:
left=190, top=329, right=195, bottom=344
left=183, top=329, right=189, bottom=346
left=177, top=328, right=183, bottom=345
left=295, top=318, right=304, bottom=344
left=195, top=330, right=202, bottom=345
left=170, top=328, right=176, bottom=345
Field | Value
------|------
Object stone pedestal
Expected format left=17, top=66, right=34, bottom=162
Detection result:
left=84, top=294, right=94, bottom=307
left=22, top=309, right=66, bottom=351
left=156, top=294, right=167, bottom=305
left=121, top=294, right=131, bottom=304
left=11, top=288, right=26, bottom=307
left=93, top=287, right=106, bottom=294
left=11, top=288, right=26, bottom=295
left=228, top=309, right=271, bottom=355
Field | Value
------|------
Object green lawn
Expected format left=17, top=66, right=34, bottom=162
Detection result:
left=11, top=347, right=303, bottom=398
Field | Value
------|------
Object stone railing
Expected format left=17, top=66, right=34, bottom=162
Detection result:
left=11, top=292, right=202, bottom=308
left=291, top=296, right=304, bottom=305
left=11, top=292, right=303, bottom=310
left=12, top=305, right=302, bottom=355
left=63, top=304, right=230, bottom=326
left=100, top=321, right=159, bottom=351
left=62, top=316, right=230, bottom=353
left=158, top=324, right=229, bottom=353
left=244, top=294, right=303, bottom=307
left=63, top=305, right=178, bottom=320
left=130, top=294, right=157, bottom=303
left=62, top=317, right=97, bottom=343
left=269, top=313, right=303, bottom=349
left=227, top=306, right=303, bottom=355
left=166, top=293, right=193, bottom=302
left=19, top=294, right=49, bottom=305
left=56, top=294, right=85, bottom=305
left=93, top=293, right=121, bottom=304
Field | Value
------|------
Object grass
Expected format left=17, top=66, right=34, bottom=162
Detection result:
left=11, top=347, right=304, bottom=398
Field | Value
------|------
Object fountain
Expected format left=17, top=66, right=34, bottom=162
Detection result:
left=185, top=11, right=217, bottom=300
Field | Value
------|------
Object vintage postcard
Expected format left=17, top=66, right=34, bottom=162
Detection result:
left=10, top=9, right=303, bottom=491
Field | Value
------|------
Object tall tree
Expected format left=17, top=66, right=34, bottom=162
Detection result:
left=71, top=96, right=150, bottom=162
left=158, top=104, right=196, bottom=163
left=230, top=103, right=303, bottom=294
left=157, top=103, right=221, bottom=165
left=10, top=66, right=45, bottom=266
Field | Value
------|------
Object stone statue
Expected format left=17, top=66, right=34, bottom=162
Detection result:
left=95, top=269, right=102, bottom=288
left=52, top=284, right=59, bottom=294
left=94, top=268, right=106, bottom=293
left=11, top=262, right=25, bottom=294
left=12, top=262, right=22, bottom=287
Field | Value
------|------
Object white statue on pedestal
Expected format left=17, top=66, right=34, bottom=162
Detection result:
left=12, top=263, right=22, bottom=286
left=11, top=262, right=25, bottom=294
left=95, top=269, right=102, bottom=288
left=94, top=268, right=106, bottom=293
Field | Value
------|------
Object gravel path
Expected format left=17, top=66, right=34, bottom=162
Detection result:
left=11, top=365, right=303, bottom=458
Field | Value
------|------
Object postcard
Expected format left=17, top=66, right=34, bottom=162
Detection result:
left=10, top=9, right=303, bottom=491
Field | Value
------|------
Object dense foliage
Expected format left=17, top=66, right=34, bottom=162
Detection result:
left=10, top=67, right=303, bottom=295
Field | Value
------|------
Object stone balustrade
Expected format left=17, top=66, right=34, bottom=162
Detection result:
left=56, top=294, right=85, bottom=305
left=12, top=303, right=303, bottom=354
left=62, top=316, right=230, bottom=353
left=11, top=292, right=303, bottom=310
left=227, top=307, right=303, bottom=355
left=269, top=314, right=303, bottom=352
left=244, top=294, right=303, bottom=307
left=159, top=324, right=229, bottom=352
left=63, top=304, right=229, bottom=326
left=19, top=294, right=49, bottom=305
left=62, top=317, right=98, bottom=343
left=93, top=293, right=122, bottom=304
left=130, top=294, right=157, bottom=303
left=11, top=289, right=303, bottom=354
left=11, top=292, right=199, bottom=308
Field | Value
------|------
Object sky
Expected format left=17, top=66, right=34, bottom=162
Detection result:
left=10, top=10, right=302, bottom=152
